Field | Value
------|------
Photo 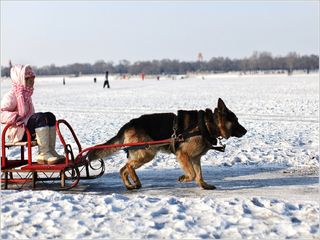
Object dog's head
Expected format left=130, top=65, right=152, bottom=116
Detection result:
left=214, top=98, right=247, bottom=139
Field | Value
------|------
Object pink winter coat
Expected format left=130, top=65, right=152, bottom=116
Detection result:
left=1, top=65, right=35, bottom=142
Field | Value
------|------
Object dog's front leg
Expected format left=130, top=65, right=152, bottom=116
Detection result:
left=176, top=150, right=196, bottom=182
left=192, top=157, right=216, bottom=190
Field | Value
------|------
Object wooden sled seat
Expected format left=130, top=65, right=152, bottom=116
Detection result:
left=5, top=141, right=38, bottom=147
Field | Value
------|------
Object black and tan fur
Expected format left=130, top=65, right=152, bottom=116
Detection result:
left=88, top=98, right=247, bottom=190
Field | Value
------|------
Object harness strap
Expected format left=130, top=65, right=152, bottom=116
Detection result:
left=171, top=109, right=226, bottom=152
left=197, top=110, right=217, bottom=145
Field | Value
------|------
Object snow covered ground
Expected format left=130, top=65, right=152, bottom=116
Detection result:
left=1, top=72, right=319, bottom=239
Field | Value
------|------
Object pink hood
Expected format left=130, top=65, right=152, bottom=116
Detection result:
left=1, top=64, right=35, bottom=142
left=10, top=64, right=35, bottom=87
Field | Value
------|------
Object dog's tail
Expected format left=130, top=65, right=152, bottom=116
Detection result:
left=87, top=132, right=124, bottom=161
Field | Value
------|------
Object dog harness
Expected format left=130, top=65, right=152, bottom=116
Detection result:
left=171, top=109, right=225, bottom=153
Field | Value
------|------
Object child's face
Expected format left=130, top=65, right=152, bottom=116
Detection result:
left=25, top=77, right=35, bottom=87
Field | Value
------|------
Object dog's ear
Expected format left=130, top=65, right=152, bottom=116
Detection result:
left=217, top=98, right=227, bottom=112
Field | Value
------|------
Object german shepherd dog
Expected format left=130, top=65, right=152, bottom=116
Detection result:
left=88, top=98, right=246, bottom=190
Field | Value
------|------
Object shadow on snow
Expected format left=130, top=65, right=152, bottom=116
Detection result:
left=69, top=165, right=318, bottom=197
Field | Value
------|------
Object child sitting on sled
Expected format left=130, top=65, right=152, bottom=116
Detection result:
left=1, top=64, right=64, bottom=164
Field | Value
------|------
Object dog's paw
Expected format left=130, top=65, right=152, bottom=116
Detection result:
left=201, top=183, right=216, bottom=190
left=134, top=183, right=142, bottom=189
left=125, top=183, right=142, bottom=190
left=178, top=175, right=193, bottom=182
left=125, top=185, right=138, bottom=190
left=178, top=175, right=186, bottom=182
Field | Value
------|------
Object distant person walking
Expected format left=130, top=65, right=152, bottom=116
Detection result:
left=103, top=71, right=110, bottom=88
left=94, top=77, right=97, bottom=83
left=63, top=77, right=65, bottom=85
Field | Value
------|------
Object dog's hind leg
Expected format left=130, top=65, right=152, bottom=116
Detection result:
left=120, top=149, right=155, bottom=190
left=192, top=157, right=216, bottom=190
left=126, top=163, right=142, bottom=189
left=176, top=150, right=196, bottom=183
left=120, top=164, right=136, bottom=190
left=120, top=163, right=141, bottom=190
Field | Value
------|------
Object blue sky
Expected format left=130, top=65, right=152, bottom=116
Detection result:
left=1, top=1, right=319, bottom=66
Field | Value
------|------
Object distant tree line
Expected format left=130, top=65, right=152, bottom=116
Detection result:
left=1, top=52, right=318, bottom=77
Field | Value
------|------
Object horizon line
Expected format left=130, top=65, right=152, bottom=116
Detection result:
left=1, top=51, right=318, bottom=68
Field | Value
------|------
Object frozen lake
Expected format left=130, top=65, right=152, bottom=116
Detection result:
left=1, top=72, right=319, bottom=239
